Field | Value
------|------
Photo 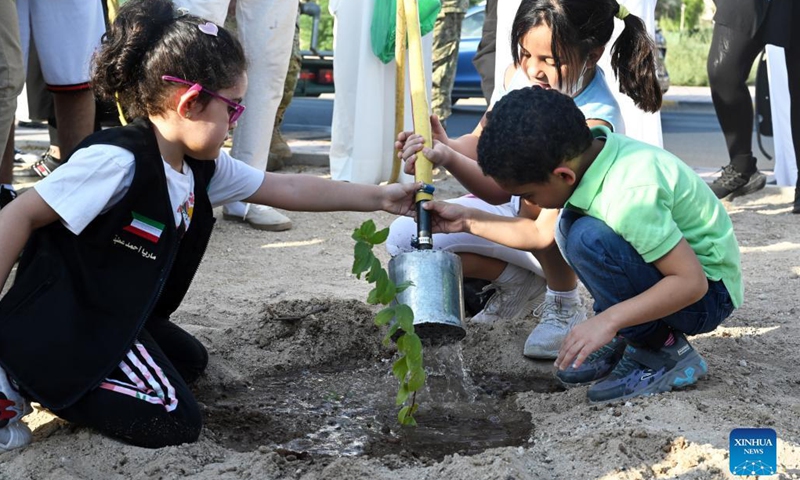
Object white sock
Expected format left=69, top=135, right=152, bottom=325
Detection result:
left=223, top=201, right=247, bottom=217
left=495, top=263, right=528, bottom=284
left=1, top=184, right=14, bottom=191
left=546, top=286, right=580, bottom=303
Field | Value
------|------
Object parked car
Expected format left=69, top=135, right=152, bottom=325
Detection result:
left=452, top=4, right=670, bottom=101
left=293, top=2, right=334, bottom=98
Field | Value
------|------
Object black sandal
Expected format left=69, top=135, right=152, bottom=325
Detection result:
left=29, top=152, right=63, bottom=178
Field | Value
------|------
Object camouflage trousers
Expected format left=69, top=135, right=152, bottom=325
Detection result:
left=274, top=19, right=302, bottom=131
left=431, top=11, right=464, bottom=122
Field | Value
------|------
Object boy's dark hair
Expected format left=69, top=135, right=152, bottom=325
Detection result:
left=477, top=87, right=593, bottom=185
left=92, top=0, right=247, bottom=119
left=511, top=0, right=662, bottom=112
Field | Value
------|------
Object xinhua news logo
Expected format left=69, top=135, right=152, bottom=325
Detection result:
left=729, top=428, right=777, bottom=476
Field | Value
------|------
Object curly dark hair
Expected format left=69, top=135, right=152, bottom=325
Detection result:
left=477, top=87, right=593, bottom=185
left=92, top=0, right=247, bottom=119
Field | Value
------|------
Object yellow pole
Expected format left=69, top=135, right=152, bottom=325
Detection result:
left=389, top=0, right=407, bottom=184
left=401, top=0, right=433, bottom=203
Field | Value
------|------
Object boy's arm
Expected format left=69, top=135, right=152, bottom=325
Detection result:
left=556, top=238, right=709, bottom=370
left=244, top=173, right=421, bottom=215
left=0, top=190, right=60, bottom=292
left=424, top=200, right=556, bottom=251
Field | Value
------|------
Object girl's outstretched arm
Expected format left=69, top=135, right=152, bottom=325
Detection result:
left=244, top=174, right=422, bottom=216
left=0, top=190, right=60, bottom=292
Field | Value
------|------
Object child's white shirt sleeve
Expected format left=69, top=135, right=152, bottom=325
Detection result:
left=34, top=144, right=136, bottom=235
left=207, top=150, right=264, bottom=207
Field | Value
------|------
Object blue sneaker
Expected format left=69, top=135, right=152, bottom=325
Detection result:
left=587, top=332, right=707, bottom=403
left=556, top=336, right=626, bottom=386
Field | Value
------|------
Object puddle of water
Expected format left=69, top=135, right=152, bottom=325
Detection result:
left=200, top=344, right=534, bottom=460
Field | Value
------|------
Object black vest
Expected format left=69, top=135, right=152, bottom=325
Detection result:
left=0, top=119, right=217, bottom=410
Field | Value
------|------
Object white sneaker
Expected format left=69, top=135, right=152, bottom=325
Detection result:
left=523, top=293, right=587, bottom=359
left=0, top=366, right=32, bottom=451
left=470, top=269, right=547, bottom=324
left=223, top=203, right=292, bottom=231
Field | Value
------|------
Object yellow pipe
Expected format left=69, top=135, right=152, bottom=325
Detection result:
left=402, top=0, right=433, bottom=202
left=389, top=0, right=407, bottom=184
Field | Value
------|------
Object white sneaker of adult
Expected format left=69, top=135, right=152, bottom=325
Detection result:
left=0, top=366, right=32, bottom=451
left=523, top=292, right=587, bottom=359
left=223, top=203, right=292, bottom=231
left=470, top=268, right=547, bottom=324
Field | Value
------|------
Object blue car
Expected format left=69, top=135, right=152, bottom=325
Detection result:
left=451, top=4, right=486, bottom=102
left=452, top=3, right=669, bottom=101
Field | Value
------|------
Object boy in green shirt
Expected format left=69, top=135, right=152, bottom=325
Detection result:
left=422, top=87, right=741, bottom=402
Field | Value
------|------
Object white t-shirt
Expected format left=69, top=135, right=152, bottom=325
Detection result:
left=35, top=144, right=264, bottom=235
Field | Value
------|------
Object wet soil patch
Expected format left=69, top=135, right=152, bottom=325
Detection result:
left=197, top=299, right=550, bottom=461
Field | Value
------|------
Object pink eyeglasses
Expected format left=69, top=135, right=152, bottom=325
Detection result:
left=161, top=75, right=246, bottom=124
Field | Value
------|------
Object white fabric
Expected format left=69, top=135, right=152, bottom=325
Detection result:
left=494, top=0, right=522, bottom=96
left=35, top=144, right=264, bottom=235
left=766, top=45, right=798, bottom=187
left=328, top=0, right=432, bottom=184
left=596, top=0, right=663, bottom=147
left=171, top=0, right=298, bottom=173
left=15, top=0, right=105, bottom=86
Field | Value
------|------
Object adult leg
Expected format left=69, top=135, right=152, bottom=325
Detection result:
left=431, top=10, right=465, bottom=123
left=707, top=22, right=767, bottom=199
left=53, top=329, right=203, bottom=448
left=0, top=0, right=24, bottom=209
left=787, top=7, right=800, bottom=212
left=472, top=0, right=497, bottom=103
left=221, top=0, right=297, bottom=230
left=28, top=0, right=104, bottom=161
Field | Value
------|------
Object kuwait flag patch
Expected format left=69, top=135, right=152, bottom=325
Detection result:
left=123, top=212, right=165, bottom=243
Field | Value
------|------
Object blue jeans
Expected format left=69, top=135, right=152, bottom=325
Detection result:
left=556, top=210, right=735, bottom=344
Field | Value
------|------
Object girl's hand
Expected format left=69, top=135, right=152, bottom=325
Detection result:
left=380, top=182, right=423, bottom=216
left=555, top=315, right=617, bottom=371
left=394, top=114, right=451, bottom=172
left=402, top=140, right=455, bottom=176
left=422, top=200, right=471, bottom=234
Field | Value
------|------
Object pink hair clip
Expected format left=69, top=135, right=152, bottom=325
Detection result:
left=198, top=22, right=218, bottom=37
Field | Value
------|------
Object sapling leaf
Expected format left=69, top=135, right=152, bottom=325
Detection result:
left=396, top=384, right=410, bottom=405
left=375, top=306, right=395, bottom=326
left=395, top=280, right=414, bottom=293
left=369, top=227, right=390, bottom=245
left=378, top=280, right=397, bottom=306
left=366, top=287, right=380, bottom=305
left=407, top=367, right=426, bottom=391
left=404, top=333, right=423, bottom=370
left=360, top=219, right=377, bottom=241
left=352, top=241, right=374, bottom=278
left=398, top=405, right=412, bottom=424
left=394, top=304, right=415, bottom=333
left=392, top=356, right=409, bottom=382
left=365, top=257, right=383, bottom=283
left=384, top=323, right=401, bottom=346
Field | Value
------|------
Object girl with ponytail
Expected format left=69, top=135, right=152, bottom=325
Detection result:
left=388, top=0, right=663, bottom=362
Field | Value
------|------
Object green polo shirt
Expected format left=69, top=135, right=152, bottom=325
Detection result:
left=565, top=126, right=743, bottom=307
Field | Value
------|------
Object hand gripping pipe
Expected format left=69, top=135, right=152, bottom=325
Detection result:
left=402, top=0, right=435, bottom=250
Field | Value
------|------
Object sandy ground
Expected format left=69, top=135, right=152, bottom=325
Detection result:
left=2, top=164, right=800, bottom=480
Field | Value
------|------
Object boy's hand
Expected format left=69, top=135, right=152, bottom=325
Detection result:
left=421, top=200, right=471, bottom=233
left=555, top=315, right=617, bottom=371
left=380, top=182, right=423, bottom=216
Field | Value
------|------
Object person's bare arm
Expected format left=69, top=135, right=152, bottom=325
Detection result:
left=244, top=173, right=420, bottom=216
left=423, top=200, right=555, bottom=251
left=0, top=190, right=61, bottom=291
left=556, top=238, right=708, bottom=370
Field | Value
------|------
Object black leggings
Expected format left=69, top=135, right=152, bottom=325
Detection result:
left=53, top=317, right=208, bottom=448
left=707, top=18, right=800, bottom=179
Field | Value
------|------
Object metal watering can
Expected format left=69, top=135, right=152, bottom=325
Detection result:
left=388, top=0, right=466, bottom=344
